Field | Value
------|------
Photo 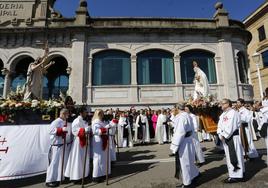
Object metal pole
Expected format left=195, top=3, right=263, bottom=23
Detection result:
left=81, top=133, right=89, bottom=188
left=106, top=128, right=110, bottom=186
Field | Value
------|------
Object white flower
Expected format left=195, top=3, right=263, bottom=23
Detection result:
left=31, top=100, right=40, bottom=108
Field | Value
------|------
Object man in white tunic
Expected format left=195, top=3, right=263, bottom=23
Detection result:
left=107, top=117, right=118, bottom=162
left=65, top=107, right=91, bottom=183
left=192, top=61, right=210, bottom=100
left=259, top=104, right=268, bottom=165
left=134, top=110, right=150, bottom=144
left=170, top=103, right=200, bottom=188
left=156, top=109, right=168, bottom=145
left=45, top=108, right=70, bottom=187
left=185, top=105, right=205, bottom=165
left=118, top=112, right=133, bottom=147
left=237, top=98, right=259, bottom=159
left=92, top=109, right=111, bottom=183
left=217, top=99, right=244, bottom=183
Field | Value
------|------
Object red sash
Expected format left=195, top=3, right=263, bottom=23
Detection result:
left=100, top=128, right=108, bottom=150
left=56, top=122, right=67, bottom=139
left=78, top=128, right=86, bottom=147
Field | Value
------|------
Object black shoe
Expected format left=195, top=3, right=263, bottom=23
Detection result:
left=249, top=157, right=256, bottom=162
left=73, top=179, right=82, bottom=185
left=45, top=182, right=60, bottom=187
left=169, top=153, right=175, bottom=157
left=92, top=177, right=104, bottom=183
left=223, top=177, right=241, bottom=183
left=176, top=183, right=194, bottom=188
left=193, top=173, right=201, bottom=181
left=196, top=162, right=204, bottom=167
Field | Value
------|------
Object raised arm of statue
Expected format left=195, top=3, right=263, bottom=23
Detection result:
left=44, top=61, right=55, bottom=70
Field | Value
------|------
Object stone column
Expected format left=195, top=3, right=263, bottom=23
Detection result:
left=70, top=33, right=86, bottom=104
left=131, top=55, right=137, bottom=85
left=2, top=68, right=11, bottom=99
left=214, top=56, right=224, bottom=99
left=173, top=55, right=183, bottom=100
left=130, top=55, right=138, bottom=103
left=173, top=55, right=182, bottom=84
left=234, top=56, right=241, bottom=84
left=87, top=57, right=93, bottom=104
left=218, top=39, right=239, bottom=100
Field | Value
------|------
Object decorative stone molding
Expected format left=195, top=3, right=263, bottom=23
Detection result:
left=11, top=18, right=18, bottom=26
left=1, top=68, right=9, bottom=76
left=66, top=67, right=72, bottom=75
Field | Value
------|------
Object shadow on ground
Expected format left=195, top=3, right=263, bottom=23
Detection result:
left=0, top=174, right=46, bottom=188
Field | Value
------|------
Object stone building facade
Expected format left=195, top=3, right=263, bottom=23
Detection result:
left=244, top=1, right=268, bottom=100
left=0, top=0, right=252, bottom=108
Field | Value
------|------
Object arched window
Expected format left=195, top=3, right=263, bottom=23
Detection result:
left=237, top=52, right=248, bottom=84
left=44, top=56, right=69, bottom=99
left=43, top=77, right=49, bottom=99
left=0, top=60, right=4, bottom=96
left=52, top=75, right=69, bottom=98
left=92, top=50, right=131, bottom=85
left=180, top=50, right=217, bottom=84
left=11, top=56, right=33, bottom=91
left=137, top=50, right=175, bottom=85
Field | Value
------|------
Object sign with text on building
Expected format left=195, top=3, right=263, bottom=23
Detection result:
left=0, top=0, right=35, bottom=23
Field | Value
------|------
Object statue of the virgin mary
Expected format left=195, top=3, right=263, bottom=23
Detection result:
left=193, top=61, right=210, bottom=100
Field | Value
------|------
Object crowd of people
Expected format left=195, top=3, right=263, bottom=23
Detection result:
left=44, top=95, right=268, bottom=188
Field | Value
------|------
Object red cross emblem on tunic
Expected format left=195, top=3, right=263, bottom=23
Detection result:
left=0, top=136, right=9, bottom=154
left=223, top=116, right=228, bottom=122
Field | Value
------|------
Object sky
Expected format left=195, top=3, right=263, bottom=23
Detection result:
left=54, top=0, right=266, bottom=21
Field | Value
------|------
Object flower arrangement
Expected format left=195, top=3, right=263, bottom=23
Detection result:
left=0, top=91, right=64, bottom=124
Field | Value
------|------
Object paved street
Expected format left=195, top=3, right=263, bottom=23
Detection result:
left=1, top=139, right=267, bottom=188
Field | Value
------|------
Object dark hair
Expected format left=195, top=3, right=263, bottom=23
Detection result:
left=237, top=98, right=245, bottom=105
left=64, top=96, right=73, bottom=105
left=78, top=106, right=88, bottom=114
left=185, top=105, right=194, bottom=113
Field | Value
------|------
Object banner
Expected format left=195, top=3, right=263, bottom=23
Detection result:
left=0, top=124, right=50, bottom=180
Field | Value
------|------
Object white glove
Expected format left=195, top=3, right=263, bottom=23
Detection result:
left=62, top=127, right=68, bottom=133
left=85, top=127, right=91, bottom=133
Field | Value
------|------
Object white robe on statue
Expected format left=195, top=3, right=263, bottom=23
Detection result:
left=65, top=116, right=90, bottom=180
left=92, top=119, right=111, bottom=178
left=217, top=108, right=244, bottom=178
left=155, top=114, right=167, bottom=144
left=193, top=67, right=210, bottom=100
left=170, top=112, right=199, bottom=186
left=239, top=107, right=259, bottom=158
left=46, top=118, right=72, bottom=183
left=189, top=113, right=205, bottom=163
